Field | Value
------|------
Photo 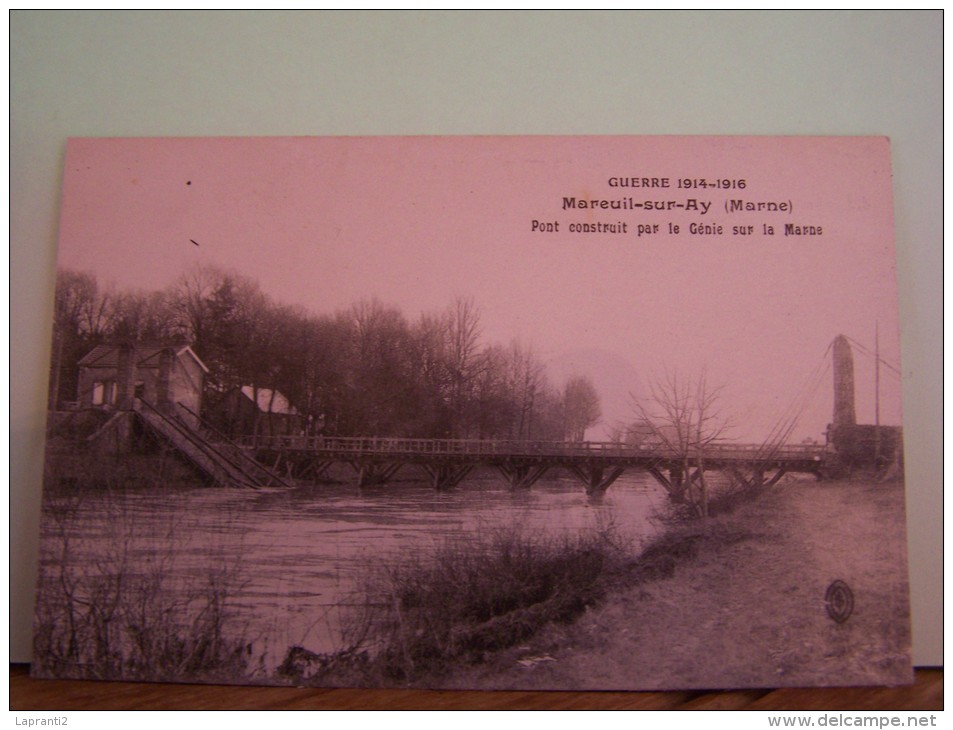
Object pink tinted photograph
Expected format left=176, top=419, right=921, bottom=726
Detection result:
left=33, top=136, right=911, bottom=690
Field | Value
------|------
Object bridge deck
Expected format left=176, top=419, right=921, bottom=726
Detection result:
left=241, top=436, right=828, bottom=492
left=243, top=436, right=828, bottom=469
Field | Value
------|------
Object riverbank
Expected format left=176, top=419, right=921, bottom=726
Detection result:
left=441, top=477, right=912, bottom=691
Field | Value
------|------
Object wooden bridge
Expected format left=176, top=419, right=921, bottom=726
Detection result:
left=242, top=435, right=829, bottom=496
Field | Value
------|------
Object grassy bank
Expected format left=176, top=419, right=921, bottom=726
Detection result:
left=277, top=479, right=799, bottom=688
left=441, top=478, right=912, bottom=691
left=278, top=522, right=631, bottom=687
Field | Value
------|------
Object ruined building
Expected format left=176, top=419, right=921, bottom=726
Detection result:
left=77, top=342, right=208, bottom=428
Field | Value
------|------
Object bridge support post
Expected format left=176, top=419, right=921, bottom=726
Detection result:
left=567, top=463, right=626, bottom=496
left=350, top=461, right=404, bottom=487
left=496, top=463, right=550, bottom=490
left=724, top=466, right=786, bottom=491
left=422, top=463, right=475, bottom=491
left=296, top=458, right=332, bottom=482
left=646, top=466, right=688, bottom=503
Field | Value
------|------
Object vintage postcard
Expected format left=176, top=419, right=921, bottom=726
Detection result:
left=33, top=136, right=911, bottom=689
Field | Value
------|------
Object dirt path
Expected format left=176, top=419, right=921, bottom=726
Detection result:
left=447, top=479, right=913, bottom=691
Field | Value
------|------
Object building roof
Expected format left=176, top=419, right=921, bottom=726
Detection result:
left=78, top=343, right=209, bottom=373
left=240, top=386, right=299, bottom=416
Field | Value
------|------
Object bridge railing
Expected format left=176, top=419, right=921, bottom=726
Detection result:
left=238, top=435, right=829, bottom=462
left=239, top=435, right=638, bottom=456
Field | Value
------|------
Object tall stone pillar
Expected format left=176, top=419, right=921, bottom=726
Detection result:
left=832, top=335, right=856, bottom=428
left=156, top=347, right=174, bottom=414
left=115, top=343, right=135, bottom=410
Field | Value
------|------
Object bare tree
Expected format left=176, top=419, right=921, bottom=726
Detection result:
left=470, top=344, right=513, bottom=438
left=632, top=371, right=730, bottom=518
left=109, top=289, right=177, bottom=342
left=49, top=269, right=113, bottom=406
left=561, top=375, right=601, bottom=442
left=442, top=297, right=483, bottom=438
left=503, top=341, right=547, bottom=439
left=168, top=264, right=224, bottom=346
left=345, top=299, right=415, bottom=435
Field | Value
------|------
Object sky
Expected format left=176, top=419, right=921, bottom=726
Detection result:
left=55, top=136, right=903, bottom=442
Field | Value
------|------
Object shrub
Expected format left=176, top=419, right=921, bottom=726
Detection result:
left=333, top=522, right=627, bottom=684
left=32, top=465, right=257, bottom=683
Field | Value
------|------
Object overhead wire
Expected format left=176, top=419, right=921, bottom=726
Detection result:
left=844, top=336, right=902, bottom=378
left=754, top=340, right=833, bottom=458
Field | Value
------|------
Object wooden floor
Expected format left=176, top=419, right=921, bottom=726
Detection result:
left=9, top=665, right=942, bottom=711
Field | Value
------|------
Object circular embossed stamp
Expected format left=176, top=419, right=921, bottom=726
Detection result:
left=825, top=579, right=854, bottom=624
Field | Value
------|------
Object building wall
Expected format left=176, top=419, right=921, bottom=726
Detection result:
left=254, top=409, right=299, bottom=439
left=78, top=365, right=164, bottom=409
left=207, top=389, right=256, bottom=436
left=77, top=366, right=119, bottom=409
left=77, top=348, right=204, bottom=428
left=170, top=356, right=204, bottom=427
left=207, top=388, right=301, bottom=439
left=829, top=423, right=903, bottom=470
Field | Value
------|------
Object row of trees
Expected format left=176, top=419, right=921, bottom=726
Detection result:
left=52, top=266, right=767, bottom=519
left=50, top=266, right=601, bottom=441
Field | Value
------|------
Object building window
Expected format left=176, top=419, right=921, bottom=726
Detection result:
left=92, top=381, right=117, bottom=406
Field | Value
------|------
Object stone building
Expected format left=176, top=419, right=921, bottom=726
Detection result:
left=76, top=342, right=208, bottom=427
left=207, top=385, right=303, bottom=440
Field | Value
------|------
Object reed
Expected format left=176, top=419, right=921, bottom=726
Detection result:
left=316, top=521, right=629, bottom=685
left=32, top=452, right=257, bottom=683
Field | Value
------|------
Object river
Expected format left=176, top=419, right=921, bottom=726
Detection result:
left=37, top=467, right=665, bottom=672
